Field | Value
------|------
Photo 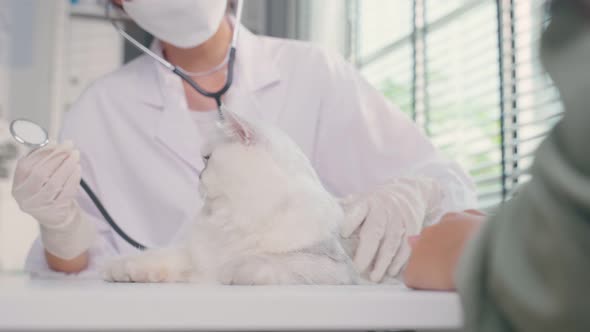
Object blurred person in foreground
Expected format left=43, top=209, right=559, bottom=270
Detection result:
left=404, top=0, right=590, bottom=331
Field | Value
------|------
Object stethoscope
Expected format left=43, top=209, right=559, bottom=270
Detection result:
left=106, top=1, right=244, bottom=121
left=9, top=119, right=146, bottom=249
left=9, top=1, right=244, bottom=251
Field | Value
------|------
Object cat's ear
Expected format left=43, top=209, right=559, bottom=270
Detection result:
left=220, top=110, right=256, bottom=145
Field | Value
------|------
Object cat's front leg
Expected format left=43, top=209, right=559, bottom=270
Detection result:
left=102, top=247, right=192, bottom=283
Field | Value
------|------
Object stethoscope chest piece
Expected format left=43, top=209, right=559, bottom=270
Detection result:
left=10, top=119, right=49, bottom=150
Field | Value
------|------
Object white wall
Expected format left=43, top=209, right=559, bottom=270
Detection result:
left=0, top=0, right=123, bottom=272
left=241, top=0, right=268, bottom=35
left=0, top=0, right=69, bottom=272
left=0, top=1, right=8, bottom=121
left=8, top=0, right=66, bottom=132
left=298, top=0, right=349, bottom=56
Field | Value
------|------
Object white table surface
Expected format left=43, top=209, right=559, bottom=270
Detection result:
left=0, top=273, right=463, bottom=331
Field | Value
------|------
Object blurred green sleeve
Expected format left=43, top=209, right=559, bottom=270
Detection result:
left=456, top=2, right=590, bottom=331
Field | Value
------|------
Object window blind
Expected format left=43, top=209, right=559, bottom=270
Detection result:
left=353, top=0, right=562, bottom=209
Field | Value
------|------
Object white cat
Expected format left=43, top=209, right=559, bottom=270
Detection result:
left=102, top=111, right=359, bottom=285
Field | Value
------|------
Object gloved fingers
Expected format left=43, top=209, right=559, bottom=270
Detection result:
left=353, top=200, right=387, bottom=273
left=46, top=150, right=80, bottom=199
left=31, top=143, right=77, bottom=185
left=18, top=152, right=80, bottom=208
left=54, top=162, right=81, bottom=202
left=15, top=149, right=73, bottom=196
left=387, top=240, right=412, bottom=277
left=393, top=193, right=425, bottom=235
left=340, top=199, right=369, bottom=238
left=370, top=221, right=404, bottom=283
left=15, top=143, right=75, bottom=195
left=19, top=141, right=74, bottom=174
left=13, top=143, right=58, bottom=186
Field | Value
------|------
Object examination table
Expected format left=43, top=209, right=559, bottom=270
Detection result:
left=0, top=273, right=462, bottom=331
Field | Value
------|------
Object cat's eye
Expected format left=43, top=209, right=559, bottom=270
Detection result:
left=202, top=154, right=211, bottom=163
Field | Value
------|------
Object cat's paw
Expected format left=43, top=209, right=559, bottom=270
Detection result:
left=102, top=250, right=192, bottom=283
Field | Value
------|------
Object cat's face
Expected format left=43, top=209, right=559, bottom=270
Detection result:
left=197, top=111, right=344, bottom=252
left=198, top=111, right=323, bottom=224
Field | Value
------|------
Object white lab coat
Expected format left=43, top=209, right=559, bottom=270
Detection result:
left=25, top=26, right=477, bottom=276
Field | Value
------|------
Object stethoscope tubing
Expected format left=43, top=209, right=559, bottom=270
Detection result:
left=106, top=1, right=243, bottom=119
left=87, top=1, right=243, bottom=250
left=172, top=47, right=237, bottom=117
left=80, top=179, right=147, bottom=250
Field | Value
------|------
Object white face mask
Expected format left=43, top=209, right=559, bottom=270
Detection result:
left=122, top=0, right=227, bottom=48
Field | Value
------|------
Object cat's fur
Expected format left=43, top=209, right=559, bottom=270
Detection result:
left=103, top=111, right=358, bottom=285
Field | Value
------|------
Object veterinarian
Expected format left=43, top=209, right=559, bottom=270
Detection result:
left=404, top=1, right=590, bottom=330
left=12, top=0, right=477, bottom=280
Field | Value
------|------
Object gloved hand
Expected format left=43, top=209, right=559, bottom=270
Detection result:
left=340, top=177, right=443, bottom=282
left=12, top=141, right=96, bottom=259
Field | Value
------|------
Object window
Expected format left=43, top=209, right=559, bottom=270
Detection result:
left=352, top=0, right=561, bottom=209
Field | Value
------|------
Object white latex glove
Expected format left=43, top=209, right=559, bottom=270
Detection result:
left=12, top=141, right=96, bottom=259
left=340, top=177, right=443, bottom=283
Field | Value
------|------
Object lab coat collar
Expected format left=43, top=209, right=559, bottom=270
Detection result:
left=149, top=40, right=204, bottom=171
left=141, top=21, right=279, bottom=171
left=156, top=78, right=206, bottom=172
left=138, top=21, right=281, bottom=108
left=234, top=22, right=281, bottom=92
